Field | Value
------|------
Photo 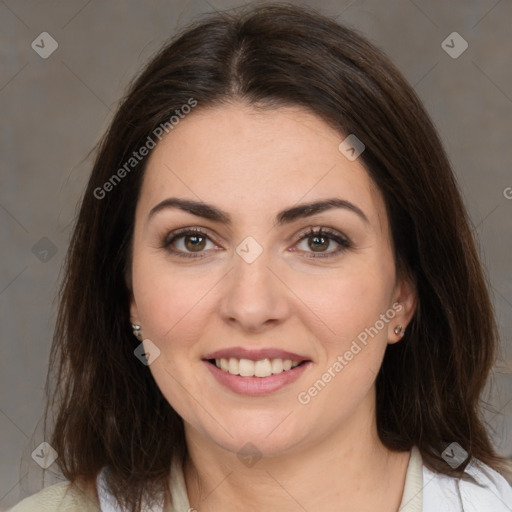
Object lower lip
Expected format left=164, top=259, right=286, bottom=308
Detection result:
left=203, top=360, right=312, bottom=396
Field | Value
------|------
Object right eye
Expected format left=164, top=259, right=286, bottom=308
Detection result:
left=163, top=228, right=219, bottom=258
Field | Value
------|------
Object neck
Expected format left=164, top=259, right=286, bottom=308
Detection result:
left=182, top=400, right=410, bottom=512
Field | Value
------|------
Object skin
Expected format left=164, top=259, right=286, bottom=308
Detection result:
left=129, top=102, right=417, bottom=512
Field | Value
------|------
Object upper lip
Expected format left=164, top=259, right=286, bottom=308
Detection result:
left=203, top=347, right=310, bottom=362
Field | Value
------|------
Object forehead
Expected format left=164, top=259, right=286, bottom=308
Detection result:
left=139, top=102, right=387, bottom=229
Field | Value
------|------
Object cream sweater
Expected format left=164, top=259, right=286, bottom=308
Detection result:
left=8, top=446, right=512, bottom=511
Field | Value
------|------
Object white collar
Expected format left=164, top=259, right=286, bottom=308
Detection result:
left=96, top=447, right=512, bottom=511
left=96, top=456, right=189, bottom=512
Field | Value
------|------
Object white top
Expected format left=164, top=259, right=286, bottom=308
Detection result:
left=10, top=445, right=512, bottom=511
left=95, top=446, right=512, bottom=511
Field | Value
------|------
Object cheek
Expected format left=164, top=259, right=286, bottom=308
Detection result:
left=293, top=270, right=392, bottom=421
left=131, top=256, right=213, bottom=417
left=132, top=251, right=215, bottom=343
left=290, top=257, right=394, bottom=344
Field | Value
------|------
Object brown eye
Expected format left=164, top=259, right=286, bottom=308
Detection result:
left=307, top=233, right=330, bottom=252
left=184, top=234, right=207, bottom=252
left=163, top=228, right=216, bottom=258
left=294, top=227, right=352, bottom=258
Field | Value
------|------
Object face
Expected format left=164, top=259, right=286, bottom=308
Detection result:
left=129, top=102, right=416, bottom=458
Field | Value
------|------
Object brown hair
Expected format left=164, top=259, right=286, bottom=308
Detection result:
left=44, top=2, right=511, bottom=510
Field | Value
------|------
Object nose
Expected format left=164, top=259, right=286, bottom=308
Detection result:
left=218, top=247, right=291, bottom=332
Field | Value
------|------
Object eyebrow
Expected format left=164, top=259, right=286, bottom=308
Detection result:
left=147, top=197, right=369, bottom=226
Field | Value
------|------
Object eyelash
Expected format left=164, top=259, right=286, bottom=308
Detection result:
left=161, top=226, right=352, bottom=260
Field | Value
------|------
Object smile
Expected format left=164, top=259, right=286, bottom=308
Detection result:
left=202, top=347, right=312, bottom=395
left=212, top=357, right=302, bottom=377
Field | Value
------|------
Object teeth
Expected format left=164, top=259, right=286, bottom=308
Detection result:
left=239, top=358, right=254, bottom=377
left=214, top=357, right=302, bottom=377
left=228, top=357, right=239, bottom=374
left=271, top=358, right=283, bottom=374
left=254, top=359, right=272, bottom=377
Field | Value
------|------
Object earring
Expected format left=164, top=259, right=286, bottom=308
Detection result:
left=394, top=325, right=403, bottom=336
left=131, top=324, right=142, bottom=339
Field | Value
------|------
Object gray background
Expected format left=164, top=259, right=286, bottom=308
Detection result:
left=1, top=0, right=511, bottom=509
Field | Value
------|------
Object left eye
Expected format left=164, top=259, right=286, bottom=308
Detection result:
left=294, top=228, right=351, bottom=257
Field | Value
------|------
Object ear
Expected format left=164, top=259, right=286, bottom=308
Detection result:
left=129, top=291, right=141, bottom=327
left=387, top=274, right=417, bottom=344
left=124, top=250, right=141, bottom=327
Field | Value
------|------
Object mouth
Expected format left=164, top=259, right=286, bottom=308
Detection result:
left=205, top=357, right=308, bottom=378
left=202, top=347, right=311, bottom=378
left=201, top=347, right=312, bottom=395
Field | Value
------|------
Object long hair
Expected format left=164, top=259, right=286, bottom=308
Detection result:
left=45, top=3, right=511, bottom=510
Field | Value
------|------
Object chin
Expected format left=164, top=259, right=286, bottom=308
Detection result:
left=208, top=423, right=306, bottom=460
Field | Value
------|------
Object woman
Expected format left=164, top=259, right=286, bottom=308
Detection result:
left=11, top=3, right=512, bottom=511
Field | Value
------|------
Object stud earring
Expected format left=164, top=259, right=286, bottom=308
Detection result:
left=131, top=324, right=142, bottom=339
left=394, top=325, right=403, bottom=336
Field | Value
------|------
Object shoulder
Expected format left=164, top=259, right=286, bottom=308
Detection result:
left=8, top=480, right=100, bottom=512
left=423, top=457, right=512, bottom=511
